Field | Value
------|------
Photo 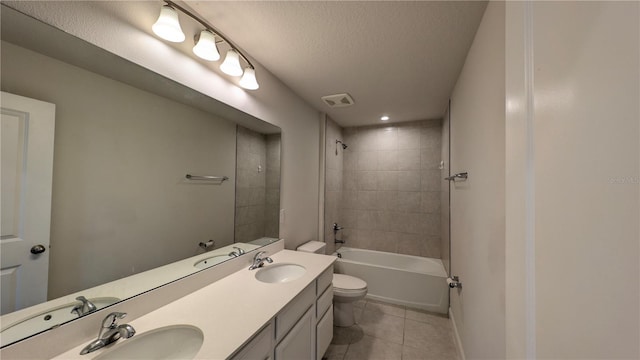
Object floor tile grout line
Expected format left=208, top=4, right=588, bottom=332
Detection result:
left=333, top=298, right=458, bottom=360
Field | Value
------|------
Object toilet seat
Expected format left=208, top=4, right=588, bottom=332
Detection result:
left=333, top=274, right=367, bottom=299
left=333, top=274, right=367, bottom=290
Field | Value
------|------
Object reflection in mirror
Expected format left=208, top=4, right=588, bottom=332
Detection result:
left=0, top=5, right=280, bottom=347
left=235, top=126, right=281, bottom=243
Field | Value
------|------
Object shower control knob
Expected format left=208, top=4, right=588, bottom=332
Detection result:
left=30, top=244, right=46, bottom=254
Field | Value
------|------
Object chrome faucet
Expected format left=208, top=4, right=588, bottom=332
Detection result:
left=228, top=246, right=246, bottom=257
left=80, top=312, right=136, bottom=355
left=71, top=296, right=97, bottom=317
left=333, top=223, right=345, bottom=244
left=249, top=251, right=273, bottom=270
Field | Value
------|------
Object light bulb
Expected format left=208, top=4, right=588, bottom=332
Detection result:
left=239, top=67, right=259, bottom=90
left=220, top=50, right=243, bottom=76
left=193, top=30, right=220, bottom=61
left=152, top=5, right=185, bottom=43
left=380, top=115, right=390, bottom=121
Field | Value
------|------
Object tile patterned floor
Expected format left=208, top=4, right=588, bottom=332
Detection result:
left=324, top=299, right=458, bottom=360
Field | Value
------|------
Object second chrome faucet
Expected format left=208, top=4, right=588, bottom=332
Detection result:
left=249, top=251, right=273, bottom=270
left=80, top=312, right=136, bottom=355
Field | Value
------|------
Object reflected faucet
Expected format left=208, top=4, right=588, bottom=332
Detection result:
left=228, top=246, right=246, bottom=257
left=249, top=251, right=273, bottom=270
left=71, top=296, right=97, bottom=317
left=80, top=312, right=136, bottom=355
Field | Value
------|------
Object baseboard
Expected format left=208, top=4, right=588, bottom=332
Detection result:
left=449, top=307, right=466, bottom=360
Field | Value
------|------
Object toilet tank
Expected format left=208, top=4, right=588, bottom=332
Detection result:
left=296, top=241, right=326, bottom=254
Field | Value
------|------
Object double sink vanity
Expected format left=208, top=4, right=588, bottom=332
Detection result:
left=3, top=241, right=336, bottom=360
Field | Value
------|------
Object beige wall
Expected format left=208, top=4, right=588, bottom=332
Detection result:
left=452, top=1, right=639, bottom=359
left=1, top=42, right=236, bottom=298
left=3, top=1, right=321, bottom=251
left=506, top=2, right=640, bottom=358
left=449, top=2, right=506, bottom=359
left=340, top=120, right=443, bottom=257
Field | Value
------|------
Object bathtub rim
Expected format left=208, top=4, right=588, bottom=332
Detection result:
left=333, top=247, right=447, bottom=278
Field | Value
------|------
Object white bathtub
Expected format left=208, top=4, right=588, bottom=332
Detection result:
left=334, top=247, right=449, bottom=314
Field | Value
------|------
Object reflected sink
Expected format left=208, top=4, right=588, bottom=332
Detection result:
left=93, top=325, right=204, bottom=360
left=255, top=264, right=306, bottom=283
left=0, top=297, right=120, bottom=347
left=193, top=255, right=232, bottom=269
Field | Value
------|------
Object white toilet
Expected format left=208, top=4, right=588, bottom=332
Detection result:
left=297, top=241, right=368, bottom=327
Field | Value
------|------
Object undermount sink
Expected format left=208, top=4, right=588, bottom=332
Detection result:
left=0, top=297, right=120, bottom=347
left=255, top=264, right=306, bottom=283
left=93, top=325, right=204, bottom=360
left=193, top=255, right=232, bottom=269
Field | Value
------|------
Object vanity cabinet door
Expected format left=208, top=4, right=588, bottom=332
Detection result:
left=275, top=306, right=314, bottom=360
left=316, top=305, right=333, bottom=360
left=230, top=321, right=274, bottom=360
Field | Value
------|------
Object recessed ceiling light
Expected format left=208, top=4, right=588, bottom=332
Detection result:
left=380, top=115, right=390, bottom=121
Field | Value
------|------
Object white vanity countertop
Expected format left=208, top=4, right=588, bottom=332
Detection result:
left=51, top=250, right=336, bottom=360
left=0, top=241, right=264, bottom=335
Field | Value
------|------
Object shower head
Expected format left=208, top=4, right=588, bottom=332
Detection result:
left=336, top=139, right=348, bottom=149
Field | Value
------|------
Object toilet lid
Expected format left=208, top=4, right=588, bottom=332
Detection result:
left=333, top=274, right=367, bottom=290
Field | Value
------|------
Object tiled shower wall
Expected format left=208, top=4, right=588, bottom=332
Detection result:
left=339, top=120, right=443, bottom=258
left=324, top=117, right=343, bottom=255
left=235, top=126, right=281, bottom=243
left=264, top=134, right=281, bottom=238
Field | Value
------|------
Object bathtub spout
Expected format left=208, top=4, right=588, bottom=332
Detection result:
left=335, top=239, right=345, bottom=244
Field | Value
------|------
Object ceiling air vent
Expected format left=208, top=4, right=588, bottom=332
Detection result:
left=321, top=93, right=355, bottom=108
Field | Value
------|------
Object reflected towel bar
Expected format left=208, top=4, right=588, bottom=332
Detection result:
left=185, top=174, right=229, bottom=182
left=445, top=172, right=468, bottom=181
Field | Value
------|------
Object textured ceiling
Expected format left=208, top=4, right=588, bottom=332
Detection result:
left=187, top=1, right=487, bottom=127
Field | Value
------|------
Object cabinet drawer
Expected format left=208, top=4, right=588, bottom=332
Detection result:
left=316, top=285, right=333, bottom=319
left=316, top=267, right=333, bottom=296
left=230, top=321, right=274, bottom=360
left=276, top=283, right=315, bottom=341
left=316, top=305, right=333, bottom=360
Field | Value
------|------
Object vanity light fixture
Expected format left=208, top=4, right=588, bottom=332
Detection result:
left=220, top=50, right=243, bottom=76
left=152, top=5, right=185, bottom=42
left=239, top=67, right=260, bottom=90
left=152, top=1, right=259, bottom=90
left=192, top=30, right=220, bottom=61
left=380, top=115, right=390, bottom=121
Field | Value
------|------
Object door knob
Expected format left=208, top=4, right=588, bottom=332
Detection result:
left=30, top=245, right=46, bottom=254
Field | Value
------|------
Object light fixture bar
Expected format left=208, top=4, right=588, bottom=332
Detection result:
left=163, top=0, right=255, bottom=70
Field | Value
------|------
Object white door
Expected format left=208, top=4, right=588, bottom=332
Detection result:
left=1, top=92, right=55, bottom=315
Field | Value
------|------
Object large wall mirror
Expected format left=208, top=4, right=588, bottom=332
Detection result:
left=0, top=5, right=281, bottom=347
